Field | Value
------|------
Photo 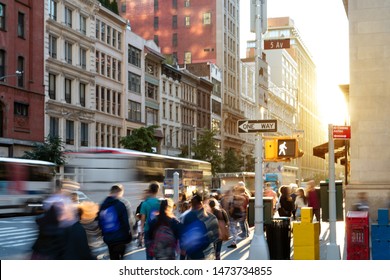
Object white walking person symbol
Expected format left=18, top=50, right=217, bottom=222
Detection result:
left=279, top=141, right=287, bottom=155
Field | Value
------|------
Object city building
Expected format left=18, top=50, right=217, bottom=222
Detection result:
left=342, top=0, right=390, bottom=220
left=94, top=5, right=127, bottom=148
left=45, top=0, right=99, bottom=150
left=0, top=0, right=45, bottom=157
left=264, top=17, right=327, bottom=182
left=118, top=0, right=244, bottom=156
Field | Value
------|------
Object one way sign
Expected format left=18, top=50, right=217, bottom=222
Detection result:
left=238, top=119, right=278, bottom=133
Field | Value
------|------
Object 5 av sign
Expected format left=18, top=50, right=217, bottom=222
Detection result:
left=264, top=39, right=291, bottom=50
left=238, top=119, right=278, bottom=133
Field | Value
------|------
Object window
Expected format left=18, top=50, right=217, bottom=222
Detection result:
left=172, top=0, right=177, bottom=9
left=0, top=50, right=5, bottom=80
left=100, top=53, right=105, bottom=75
left=65, top=41, right=72, bottom=64
left=0, top=3, right=4, bottom=30
left=95, top=51, right=100, bottom=73
left=172, top=15, right=177, bottom=29
left=118, top=33, right=122, bottom=50
left=146, top=107, right=158, bottom=126
left=118, top=61, right=121, bottom=81
left=66, top=120, right=74, bottom=145
left=49, top=73, right=56, bottom=99
left=17, top=56, right=24, bottom=87
left=49, top=117, right=59, bottom=137
left=184, top=0, right=190, bottom=7
left=184, top=52, right=192, bottom=64
left=112, top=29, right=117, bottom=48
left=185, top=16, right=190, bottom=26
left=146, top=82, right=158, bottom=101
left=203, top=12, right=211, bottom=25
left=49, top=0, right=57, bottom=21
left=65, top=78, right=72, bottom=103
left=80, top=123, right=88, bottom=146
left=79, top=83, right=86, bottom=107
left=49, top=35, right=57, bottom=58
left=106, top=56, right=111, bottom=78
left=128, top=101, right=141, bottom=122
left=65, top=7, right=72, bottom=28
left=146, top=60, right=158, bottom=77
left=17, top=12, right=24, bottom=38
left=154, top=0, right=158, bottom=11
left=79, top=47, right=86, bottom=69
left=14, top=102, right=28, bottom=116
left=128, top=45, right=141, bottom=67
left=172, top=33, right=177, bottom=47
left=128, top=72, right=141, bottom=94
left=107, top=26, right=111, bottom=45
left=95, top=19, right=100, bottom=40
left=112, top=58, right=117, bottom=80
left=154, top=17, right=159, bottom=30
left=154, top=35, right=159, bottom=46
left=101, top=22, right=105, bottom=42
left=80, top=15, right=87, bottom=35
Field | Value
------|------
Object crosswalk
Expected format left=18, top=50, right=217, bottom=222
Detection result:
left=0, top=226, right=38, bottom=248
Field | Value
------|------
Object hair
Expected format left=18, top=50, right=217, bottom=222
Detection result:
left=297, top=187, right=307, bottom=205
left=148, top=181, right=160, bottom=194
left=156, top=198, right=174, bottom=225
left=110, top=184, right=124, bottom=194
left=209, top=198, right=217, bottom=209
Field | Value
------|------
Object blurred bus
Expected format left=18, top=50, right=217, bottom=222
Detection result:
left=61, top=148, right=212, bottom=207
left=0, top=158, right=56, bottom=215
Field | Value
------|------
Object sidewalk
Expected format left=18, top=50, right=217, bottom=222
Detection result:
left=124, top=219, right=347, bottom=260
left=222, top=220, right=347, bottom=260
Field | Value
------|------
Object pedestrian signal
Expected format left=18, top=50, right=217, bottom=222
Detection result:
left=277, top=139, right=297, bottom=158
left=264, top=137, right=302, bottom=161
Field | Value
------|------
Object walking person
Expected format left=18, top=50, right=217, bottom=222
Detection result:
left=277, top=185, right=294, bottom=218
left=180, top=191, right=219, bottom=260
left=208, top=198, right=229, bottom=260
left=98, top=184, right=132, bottom=260
left=306, top=180, right=321, bottom=235
left=140, top=181, right=162, bottom=260
left=294, top=187, right=308, bottom=221
left=147, top=198, right=181, bottom=260
left=235, top=182, right=250, bottom=239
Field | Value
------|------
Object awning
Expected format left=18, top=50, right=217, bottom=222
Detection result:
left=313, top=139, right=347, bottom=159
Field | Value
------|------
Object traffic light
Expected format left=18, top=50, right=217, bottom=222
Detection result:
left=264, top=137, right=303, bottom=161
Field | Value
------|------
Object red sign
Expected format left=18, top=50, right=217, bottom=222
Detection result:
left=264, top=39, right=291, bottom=50
left=333, top=126, right=351, bottom=139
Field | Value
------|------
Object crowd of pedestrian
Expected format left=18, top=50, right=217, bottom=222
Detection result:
left=30, top=178, right=323, bottom=260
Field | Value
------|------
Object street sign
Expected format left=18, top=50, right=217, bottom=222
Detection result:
left=264, top=39, right=290, bottom=50
left=238, top=119, right=277, bottom=133
left=332, top=125, right=351, bottom=139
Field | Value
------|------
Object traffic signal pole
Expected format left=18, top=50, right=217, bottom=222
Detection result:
left=248, top=0, right=270, bottom=260
left=326, top=124, right=341, bottom=259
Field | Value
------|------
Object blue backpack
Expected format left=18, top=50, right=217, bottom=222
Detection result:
left=99, top=205, right=119, bottom=234
left=181, top=218, right=209, bottom=256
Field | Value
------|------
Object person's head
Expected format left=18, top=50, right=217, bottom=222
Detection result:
left=148, top=181, right=160, bottom=196
left=306, top=180, right=315, bottom=191
left=296, top=187, right=305, bottom=197
left=70, top=192, right=79, bottom=203
left=208, top=198, right=218, bottom=209
left=191, top=191, right=203, bottom=210
left=159, top=198, right=175, bottom=218
left=110, top=184, right=124, bottom=198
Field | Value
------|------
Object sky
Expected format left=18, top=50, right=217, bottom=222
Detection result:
left=240, top=0, right=350, bottom=126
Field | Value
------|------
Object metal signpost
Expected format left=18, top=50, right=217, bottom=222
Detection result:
left=247, top=0, right=270, bottom=260
left=326, top=124, right=350, bottom=259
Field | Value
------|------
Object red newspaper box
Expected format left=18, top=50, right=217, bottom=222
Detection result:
left=346, top=211, right=370, bottom=260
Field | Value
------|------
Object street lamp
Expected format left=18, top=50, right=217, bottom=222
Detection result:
left=0, top=70, right=23, bottom=82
